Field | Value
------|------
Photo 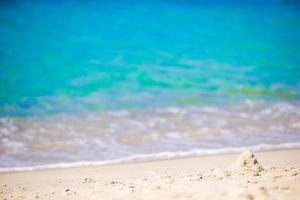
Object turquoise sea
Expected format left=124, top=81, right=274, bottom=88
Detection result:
left=0, top=0, right=300, bottom=170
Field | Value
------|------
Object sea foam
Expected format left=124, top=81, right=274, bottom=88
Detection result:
left=1, top=142, right=300, bottom=172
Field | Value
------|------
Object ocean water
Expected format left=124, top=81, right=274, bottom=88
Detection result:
left=0, top=0, right=300, bottom=170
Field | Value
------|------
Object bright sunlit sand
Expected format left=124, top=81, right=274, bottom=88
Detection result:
left=1, top=149, right=300, bottom=200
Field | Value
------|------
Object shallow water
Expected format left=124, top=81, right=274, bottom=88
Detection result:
left=0, top=0, right=300, bottom=169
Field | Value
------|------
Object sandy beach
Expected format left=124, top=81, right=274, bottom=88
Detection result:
left=1, top=149, right=300, bottom=200
left=1, top=1, right=300, bottom=200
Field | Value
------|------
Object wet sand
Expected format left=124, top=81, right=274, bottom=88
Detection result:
left=1, top=149, right=300, bottom=200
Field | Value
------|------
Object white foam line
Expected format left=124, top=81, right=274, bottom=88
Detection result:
left=1, top=142, right=300, bottom=173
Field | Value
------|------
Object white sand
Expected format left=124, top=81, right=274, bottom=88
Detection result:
left=1, top=149, right=300, bottom=200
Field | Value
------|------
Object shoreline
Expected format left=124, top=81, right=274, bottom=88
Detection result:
left=1, top=142, right=300, bottom=173
left=1, top=149, right=300, bottom=199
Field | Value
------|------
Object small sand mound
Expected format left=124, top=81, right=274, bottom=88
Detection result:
left=228, top=149, right=264, bottom=174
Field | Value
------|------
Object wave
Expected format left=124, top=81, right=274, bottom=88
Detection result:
left=1, top=142, right=300, bottom=173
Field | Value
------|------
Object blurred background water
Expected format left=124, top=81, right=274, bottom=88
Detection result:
left=0, top=0, right=300, bottom=169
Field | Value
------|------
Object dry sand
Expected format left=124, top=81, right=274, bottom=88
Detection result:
left=1, top=149, right=300, bottom=200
